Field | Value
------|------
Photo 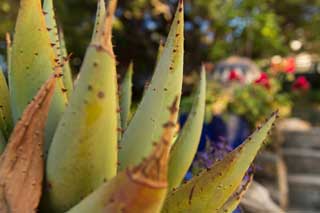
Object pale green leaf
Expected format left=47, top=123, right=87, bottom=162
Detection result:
left=59, top=28, right=73, bottom=98
left=43, top=0, right=73, bottom=98
left=120, top=62, right=133, bottom=130
left=44, top=1, right=119, bottom=211
left=0, top=66, right=12, bottom=140
left=67, top=99, right=179, bottom=213
left=168, top=67, right=206, bottom=190
left=0, top=129, right=5, bottom=156
left=9, top=0, right=67, bottom=152
left=91, top=0, right=106, bottom=42
left=217, top=172, right=253, bottom=213
left=162, top=112, right=277, bottom=212
left=119, top=0, right=184, bottom=170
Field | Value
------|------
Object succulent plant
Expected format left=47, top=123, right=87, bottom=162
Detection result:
left=0, top=0, right=278, bottom=212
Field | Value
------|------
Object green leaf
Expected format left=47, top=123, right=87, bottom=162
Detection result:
left=0, top=129, right=6, bottom=156
left=45, top=1, right=119, bottom=212
left=168, top=67, right=206, bottom=190
left=0, top=66, right=12, bottom=140
left=43, top=0, right=61, bottom=63
left=120, top=62, right=133, bottom=130
left=67, top=99, right=179, bottom=213
left=91, top=0, right=106, bottom=43
left=59, top=28, right=74, bottom=98
left=217, top=172, right=253, bottom=213
left=156, top=39, right=165, bottom=64
left=162, top=112, right=277, bottom=212
left=43, top=0, right=73, bottom=98
left=119, top=0, right=184, bottom=170
left=9, top=0, right=66, bottom=152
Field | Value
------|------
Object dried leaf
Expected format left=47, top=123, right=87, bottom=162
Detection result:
left=0, top=76, right=56, bottom=213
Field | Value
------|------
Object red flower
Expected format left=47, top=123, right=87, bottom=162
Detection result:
left=292, top=76, right=310, bottom=91
left=284, top=57, right=296, bottom=73
left=255, top=72, right=270, bottom=89
left=228, top=69, right=242, bottom=82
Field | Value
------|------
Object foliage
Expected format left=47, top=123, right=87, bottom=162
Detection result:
left=228, top=82, right=291, bottom=126
left=0, top=0, right=278, bottom=212
left=214, top=71, right=292, bottom=126
left=2, top=0, right=320, bottom=80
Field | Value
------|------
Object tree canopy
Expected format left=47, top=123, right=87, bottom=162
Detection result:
left=1, top=0, right=320, bottom=75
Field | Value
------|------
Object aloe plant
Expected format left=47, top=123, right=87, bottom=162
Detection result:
left=0, top=0, right=278, bottom=212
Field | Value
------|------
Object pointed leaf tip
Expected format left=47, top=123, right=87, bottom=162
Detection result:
left=93, top=0, right=118, bottom=55
left=168, top=68, right=206, bottom=190
left=218, top=172, right=254, bottom=213
left=68, top=99, right=179, bottom=213
left=10, top=0, right=67, bottom=152
left=163, top=112, right=277, bottom=212
left=120, top=62, right=133, bottom=130
left=0, top=76, right=56, bottom=213
left=119, top=0, right=184, bottom=170
left=129, top=97, right=179, bottom=187
left=45, top=2, right=119, bottom=209
left=5, top=33, right=11, bottom=48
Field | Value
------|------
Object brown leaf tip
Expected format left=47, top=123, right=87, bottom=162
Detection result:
left=128, top=97, right=179, bottom=188
left=0, top=76, right=56, bottom=212
left=5, top=33, right=11, bottom=47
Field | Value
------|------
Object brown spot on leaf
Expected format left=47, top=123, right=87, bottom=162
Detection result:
left=188, top=185, right=195, bottom=205
left=97, top=91, right=105, bottom=99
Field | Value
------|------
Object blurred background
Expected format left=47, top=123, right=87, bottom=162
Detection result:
left=2, top=0, right=320, bottom=80
left=2, top=0, right=320, bottom=212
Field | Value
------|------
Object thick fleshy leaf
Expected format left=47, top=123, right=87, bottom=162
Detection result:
left=120, top=62, right=133, bottom=130
left=0, top=76, right=56, bottom=213
left=43, top=0, right=73, bottom=98
left=43, top=0, right=61, bottom=62
left=162, top=112, right=277, bottom=212
left=91, top=0, right=106, bottom=42
left=217, top=172, right=253, bottom=213
left=58, top=28, right=73, bottom=98
left=168, top=67, right=206, bottom=190
left=0, top=130, right=6, bottom=155
left=9, top=0, right=66, bottom=152
left=45, top=1, right=119, bottom=212
left=67, top=99, right=179, bottom=213
left=119, top=0, right=184, bottom=170
left=0, top=67, right=12, bottom=140
left=156, top=39, right=165, bottom=64
left=5, top=33, right=11, bottom=76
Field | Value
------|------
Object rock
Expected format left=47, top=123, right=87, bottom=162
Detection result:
left=277, top=118, right=311, bottom=132
left=283, top=128, right=320, bottom=150
left=284, top=149, right=320, bottom=174
left=255, top=151, right=281, bottom=179
left=241, top=181, right=284, bottom=213
left=254, top=151, right=288, bottom=209
left=288, top=209, right=319, bottom=213
left=293, top=105, right=320, bottom=126
left=288, top=174, right=320, bottom=211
